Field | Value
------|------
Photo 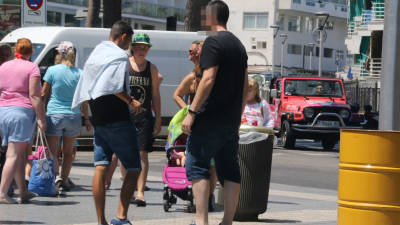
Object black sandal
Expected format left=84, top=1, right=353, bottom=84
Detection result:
left=131, top=198, right=146, bottom=207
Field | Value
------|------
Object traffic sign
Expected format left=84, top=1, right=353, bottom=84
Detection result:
left=22, top=0, right=46, bottom=27
left=26, top=0, right=43, bottom=11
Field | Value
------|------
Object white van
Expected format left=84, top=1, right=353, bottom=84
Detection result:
left=1, top=27, right=206, bottom=145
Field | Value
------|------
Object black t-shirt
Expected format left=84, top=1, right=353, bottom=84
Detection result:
left=89, top=94, right=130, bottom=126
left=193, top=31, right=248, bottom=132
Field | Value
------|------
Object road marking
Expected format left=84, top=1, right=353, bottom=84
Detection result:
left=68, top=209, right=336, bottom=225
left=269, top=189, right=337, bottom=202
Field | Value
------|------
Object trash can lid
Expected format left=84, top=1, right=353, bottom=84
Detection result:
left=239, top=125, right=277, bottom=135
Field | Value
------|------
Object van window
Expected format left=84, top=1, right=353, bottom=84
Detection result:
left=38, top=47, right=58, bottom=76
left=3, top=43, right=45, bottom=62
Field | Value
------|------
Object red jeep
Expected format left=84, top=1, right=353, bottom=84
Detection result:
left=269, top=76, right=360, bottom=150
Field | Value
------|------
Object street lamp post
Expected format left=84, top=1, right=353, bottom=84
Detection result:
left=270, top=25, right=280, bottom=74
left=307, top=43, right=315, bottom=71
left=279, top=33, right=288, bottom=76
left=315, top=12, right=330, bottom=77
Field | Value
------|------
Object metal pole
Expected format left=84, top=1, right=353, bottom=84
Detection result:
left=281, top=42, right=284, bottom=76
left=319, top=29, right=323, bottom=77
left=379, top=0, right=400, bottom=130
left=309, top=50, right=312, bottom=70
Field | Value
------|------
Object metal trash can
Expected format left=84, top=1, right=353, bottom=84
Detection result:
left=234, top=126, right=275, bottom=221
left=338, top=129, right=400, bottom=225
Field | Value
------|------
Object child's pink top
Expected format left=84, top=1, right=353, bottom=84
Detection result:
left=0, top=59, right=40, bottom=109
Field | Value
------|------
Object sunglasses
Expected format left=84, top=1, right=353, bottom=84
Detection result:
left=132, top=45, right=149, bottom=51
left=189, top=49, right=197, bottom=55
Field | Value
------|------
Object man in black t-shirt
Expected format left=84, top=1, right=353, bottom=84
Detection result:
left=181, top=1, right=249, bottom=225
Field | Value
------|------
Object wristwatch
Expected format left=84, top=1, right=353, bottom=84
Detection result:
left=188, top=109, right=198, bottom=115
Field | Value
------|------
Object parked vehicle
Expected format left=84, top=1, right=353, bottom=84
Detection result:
left=269, top=76, right=361, bottom=150
left=1, top=27, right=206, bottom=145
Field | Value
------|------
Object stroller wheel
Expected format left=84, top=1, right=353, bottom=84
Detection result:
left=184, top=201, right=196, bottom=213
left=170, top=195, right=177, bottom=204
left=163, top=200, right=170, bottom=212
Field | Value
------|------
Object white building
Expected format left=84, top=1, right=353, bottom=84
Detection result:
left=47, top=0, right=186, bottom=30
left=225, top=0, right=348, bottom=75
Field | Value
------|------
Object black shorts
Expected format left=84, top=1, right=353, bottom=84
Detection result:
left=131, top=112, right=154, bottom=152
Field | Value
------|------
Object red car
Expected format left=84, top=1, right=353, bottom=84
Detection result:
left=269, top=76, right=361, bottom=150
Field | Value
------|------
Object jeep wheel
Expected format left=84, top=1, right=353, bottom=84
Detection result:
left=281, top=120, right=296, bottom=149
left=322, top=138, right=337, bottom=150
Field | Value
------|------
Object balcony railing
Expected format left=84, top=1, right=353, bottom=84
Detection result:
left=371, top=2, right=385, bottom=22
left=347, top=3, right=385, bottom=38
left=49, top=0, right=88, bottom=7
left=48, top=0, right=186, bottom=21
left=122, top=1, right=185, bottom=21
left=369, top=58, right=382, bottom=78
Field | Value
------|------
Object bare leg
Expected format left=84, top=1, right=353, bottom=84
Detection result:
left=0, top=142, right=28, bottom=202
left=120, top=163, right=127, bottom=180
left=93, top=165, right=108, bottom=225
left=117, top=170, right=139, bottom=220
left=135, top=150, right=148, bottom=201
left=105, top=154, right=119, bottom=189
left=25, top=145, right=32, bottom=182
left=192, top=178, right=210, bottom=225
left=60, top=136, right=76, bottom=187
left=46, top=136, right=61, bottom=176
left=221, top=180, right=240, bottom=225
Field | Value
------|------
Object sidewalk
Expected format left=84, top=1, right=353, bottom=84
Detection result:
left=0, top=152, right=337, bottom=225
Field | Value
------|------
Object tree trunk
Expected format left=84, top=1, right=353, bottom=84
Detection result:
left=85, top=0, right=101, bottom=27
left=184, top=0, right=211, bottom=31
left=103, top=0, right=122, bottom=28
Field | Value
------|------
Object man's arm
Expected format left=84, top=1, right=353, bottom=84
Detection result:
left=114, top=92, right=142, bottom=114
left=181, top=66, right=218, bottom=134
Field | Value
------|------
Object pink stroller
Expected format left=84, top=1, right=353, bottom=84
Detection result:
left=162, top=134, right=195, bottom=213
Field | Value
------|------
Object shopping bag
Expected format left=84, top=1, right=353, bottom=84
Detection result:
left=165, top=106, right=189, bottom=151
left=28, top=129, right=56, bottom=197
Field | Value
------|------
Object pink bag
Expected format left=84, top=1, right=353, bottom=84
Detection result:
left=28, top=129, right=51, bottom=160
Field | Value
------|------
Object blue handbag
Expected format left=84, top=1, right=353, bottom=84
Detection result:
left=28, top=129, right=56, bottom=197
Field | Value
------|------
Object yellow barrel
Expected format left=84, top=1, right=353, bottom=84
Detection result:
left=338, top=129, right=400, bottom=225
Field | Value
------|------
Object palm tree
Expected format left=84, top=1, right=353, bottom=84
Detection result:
left=184, top=0, right=211, bottom=31
left=103, top=0, right=121, bottom=28
left=85, top=0, right=101, bottom=27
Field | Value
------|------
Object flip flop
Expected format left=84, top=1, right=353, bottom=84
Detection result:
left=0, top=197, right=17, bottom=204
left=19, top=192, right=38, bottom=204
left=131, top=198, right=146, bottom=207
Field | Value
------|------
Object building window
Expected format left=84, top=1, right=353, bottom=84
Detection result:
left=257, top=41, right=267, bottom=49
left=243, top=13, right=269, bottom=30
left=287, top=44, right=302, bottom=55
left=325, top=21, right=334, bottom=30
left=306, top=0, right=315, bottom=6
left=292, top=0, right=301, bottom=4
left=336, top=50, right=345, bottom=60
left=288, top=16, right=301, bottom=32
left=277, top=14, right=285, bottom=31
left=134, top=23, right=139, bottom=29
left=65, top=14, right=80, bottom=27
left=324, top=48, right=333, bottom=58
left=304, top=45, right=314, bottom=56
left=316, top=47, right=320, bottom=57
left=47, top=11, right=62, bottom=26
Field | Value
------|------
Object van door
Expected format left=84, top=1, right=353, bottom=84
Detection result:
left=38, top=47, right=58, bottom=77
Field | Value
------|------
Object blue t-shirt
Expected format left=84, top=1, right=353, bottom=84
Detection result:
left=43, top=64, right=82, bottom=115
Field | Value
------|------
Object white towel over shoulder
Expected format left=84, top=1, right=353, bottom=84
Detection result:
left=71, top=41, right=130, bottom=111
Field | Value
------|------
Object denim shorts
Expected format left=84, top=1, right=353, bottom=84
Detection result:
left=93, top=120, right=141, bottom=171
left=186, top=126, right=240, bottom=185
left=0, top=106, right=36, bottom=146
left=46, top=114, right=81, bottom=137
